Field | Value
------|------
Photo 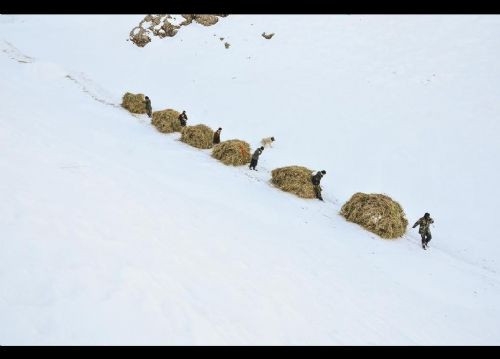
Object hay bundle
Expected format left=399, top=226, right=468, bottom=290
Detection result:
left=340, top=192, right=408, bottom=239
left=121, top=92, right=147, bottom=114
left=271, top=166, right=316, bottom=199
left=151, top=109, right=182, bottom=133
left=212, top=140, right=251, bottom=166
left=180, top=124, right=214, bottom=149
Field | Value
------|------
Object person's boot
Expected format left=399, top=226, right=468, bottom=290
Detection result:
left=422, top=241, right=426, bottom=250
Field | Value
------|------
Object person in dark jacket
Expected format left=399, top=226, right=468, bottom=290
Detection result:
left=178, top=110, right=188, bottom=127
left=213, top=127, right=222, bottom=145
left=249, top=146, right=264, bottom=170
left=311, top=170, right=326, bottom=201
left=412, top=212, right=434, bottom=249
left=144, top=96, right=152, bottom=118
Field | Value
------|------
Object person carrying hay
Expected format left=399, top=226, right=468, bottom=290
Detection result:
left=261, top=136, right=275, bottom=148
left=249, top=146, right=264, bottom=170
left=144, top=96, right=152, bottom=118
left=178, top=110, right=188, bottom=127
left=213, top=128, right=222, bottom=145
left=412, top=212, right=434, bottom=250
left=311, top=170, right=326, bottom=201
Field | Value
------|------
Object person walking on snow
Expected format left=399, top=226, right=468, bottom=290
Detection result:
left=311, top=170, right=326, bottom=201
left=261, top=136, right=275, bottom=148
left=213, top=127, right=222, bottom=145
left=413, top=212, right=434, bottom=250
left=249, top=146, right=264, bottom=170
left=144, top=96, right=152, bottom=118
left=178, top=110, right=188, bottom=127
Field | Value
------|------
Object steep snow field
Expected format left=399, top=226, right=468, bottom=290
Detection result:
left=1, top=15, right=500, bottom=345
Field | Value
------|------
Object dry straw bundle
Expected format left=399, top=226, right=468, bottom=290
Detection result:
left=180, top=124, right=214, bottom=149
left=340, top=192, right=408, bottom=239
left=212, top=140, right=251, bottom=166
left=121, top=92, right=147, bottom=114
left=271, top=166, right=316, bottom=199
left=151, top=109, right=182, bottom=133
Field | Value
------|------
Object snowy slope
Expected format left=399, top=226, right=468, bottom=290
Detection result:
left=1, top=15, right=500, bottom=345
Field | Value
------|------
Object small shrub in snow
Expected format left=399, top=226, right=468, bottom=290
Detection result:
left=129, top=27, right=151, bottom=48
left=181, top=15, right=220, bottom=27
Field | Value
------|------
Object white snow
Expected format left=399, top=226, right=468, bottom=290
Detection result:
left=1, top=14, right=500, bottom=345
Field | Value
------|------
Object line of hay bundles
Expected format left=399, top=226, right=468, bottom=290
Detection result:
left=212, top=139, right=251, bottom=166
left=151, top=109, right=181, bottom=133
left=121, top=92, right=147, bottom=114
left=340, top=192, right=408, bottom=239
left=180, top=124, right=214, bottom=149
left=271, top=166, right=316, bottom=199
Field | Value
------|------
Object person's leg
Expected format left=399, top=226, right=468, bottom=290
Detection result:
left=425, top=232, right=432, bottom=245
left=314, top=185, right=323, bottom=200
left=421, top=233, right=426, bottom=248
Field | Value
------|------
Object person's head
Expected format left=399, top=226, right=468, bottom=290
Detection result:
left=260, top=146, right=264, bottom=150
left=182, top=110, right=186, bottom=114
left=321, top=170, right=326, bottom=175
left=218, top=127, right=222, bottom=131
left=271, top=136, right=275, bottom=141
left=145, top=96, right=149, bottom=100
left=424, top=212, right=430, bottom=218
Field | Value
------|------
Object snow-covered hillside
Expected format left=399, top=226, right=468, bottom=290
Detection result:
left=1, top=15, right=499, bottom=345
